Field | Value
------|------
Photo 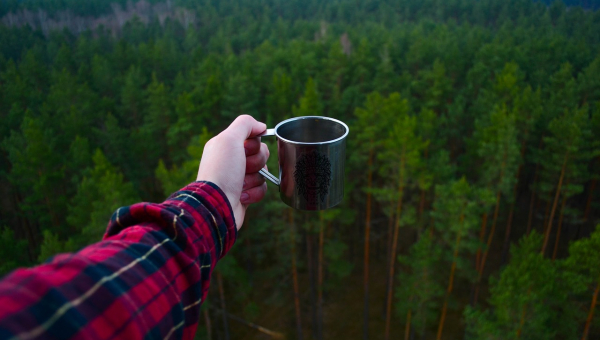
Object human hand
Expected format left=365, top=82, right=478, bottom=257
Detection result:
left=197, top=115, right=269, bottom=230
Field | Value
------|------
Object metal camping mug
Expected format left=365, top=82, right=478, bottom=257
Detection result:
left=258, top=116, right=349, bottom=211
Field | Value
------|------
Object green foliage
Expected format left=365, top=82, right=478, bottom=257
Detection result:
left=292, top=77, right=321, bottom=117
left=410, top=59, right=453, bottom=114
left=155, top=128, right=212, bottom=197
left=3, top=110, right=67, bottom=228
left=0, top=1, right=600, bottom=338
left=433, top=178, right=487, bottom=277
left=378, top=93, right=427, bottom=203
left=537, top=106, right=592, bottom=200
left=0, top=227, right=29, bottom=275
left=565, top=224, right=600, bottom=292
left=38, top=230, right=75, bottom=262
left=66, top=149, right=140, bottom=250
left=350, top=91, right=399, bottom=197
left=323, top=238, right=353, bottom=283
left=473, top=104, right=520, bottom=196
left=395, top=232, right=444, bottom=337
left=353, top=91, right=395, bottom=151
left=465, top=232, right=584, bottom=340
left=267, top=69, right=293, bottom=124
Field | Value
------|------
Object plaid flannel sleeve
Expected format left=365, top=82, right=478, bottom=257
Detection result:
left=0, top=181, right=237, bottom=340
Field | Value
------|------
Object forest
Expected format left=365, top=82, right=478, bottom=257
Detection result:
left=1, top=0, right=600, bottom=339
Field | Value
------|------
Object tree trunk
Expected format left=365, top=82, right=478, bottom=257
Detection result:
left=245, top=235, right=253, bottom=285
left=526, top=164, right=540, bottom=235
left=502, top=202, right=515, bottom=264
left=364, top=147, right=373, bottom=340
left=475, top=213, right=488, bottom=272
left=384, top=180, right=405, bottom=340
left=290, top=210, right=303, bottom=340
left=317, top=213, right=325, bottom=340
left=516, top=300, right=527, bottom=338
left=436, top=213, right=465, bottom=340
left=582, top=278, right=600, bottom=340
left=474, top=191, right=502, bottom=305
left=584, top=178, right=597, bottom=221
left=203, top=309, right=212, bottom=340
left=552, top=196, right=567, bottom=261
left=43, top=193, right=60, bottom=228
left=418, top=189, right=426, bottom=221
left=502, top=154, right=525, bottom=264
left=14, top=192, right=36, bottom=261
left=480, top=192, right=502, bottom=273
left=307, top=232, right=317, bottom=339
left=479, top=191, right=500, bottom=275
left=383, top=208, right=395, bottom=317
left=542, top=200, right=551, bottom=236
left=404, top=309, right=412, bottom=340
left=542, top=156, right=568, bottom=255
left=418, top=146, right=429, bottom=222
left=217, top=272, right=230, bottom=340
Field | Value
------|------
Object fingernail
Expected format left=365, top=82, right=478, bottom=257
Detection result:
left=242, top=180, right=247, bottom=189
left=240, top=192, right=250, bottom=203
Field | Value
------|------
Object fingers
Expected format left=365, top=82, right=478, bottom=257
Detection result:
left=244, top=138, right=261, bottom=156
left=243, top=172, right=266, bottom=190
left=223, top=115, right=267, bottom=143
left=246, top=143, right=269, bottom=173
left=240, top=182, right=268, bottom=205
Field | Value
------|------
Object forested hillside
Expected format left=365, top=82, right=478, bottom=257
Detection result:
left=1, top=0, right=600, bottom=339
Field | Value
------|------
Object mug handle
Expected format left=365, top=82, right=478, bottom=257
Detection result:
left=258, top=129, right=280, bottom=186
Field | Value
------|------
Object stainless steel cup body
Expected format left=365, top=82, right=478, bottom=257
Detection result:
left=261, top=116, right=348, bottom=211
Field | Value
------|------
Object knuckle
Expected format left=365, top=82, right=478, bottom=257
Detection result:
left=236, top=114, right=254, bottom=125
left=204, top=137, right=217, bottom=149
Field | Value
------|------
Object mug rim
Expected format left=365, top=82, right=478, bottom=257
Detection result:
left=274, top=116, right=349, bottom=145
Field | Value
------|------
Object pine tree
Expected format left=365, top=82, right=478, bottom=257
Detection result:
left=38, top=230, right=72, bottom=263
left=221, top=71, right=260, bottom=121
left=155, top=128, right=212, bottom=197
left=565, top=225, right=600, bottom=340
left=4, top=111, right=64, bottom=232
left=167, top=91, right=197, bottom=163
left=293, top=77, right=322, bottom=117
left=67, top=149, right=139, bottom=250
left=379, top=93, right=427, bottom=340
left=466, top=232, right=583, bottom=340
left=502, top=86, right=543, bottom=262
left=395, top=232, right=444, bottom=339
left=0, top=227, right=30, bottom=275
left=119, top=65, right=146, bottom=127
left=433, top=178, right=484, bottom=340
left=537, top=107, right=592, bottom=256
left=353, top=91, right=395, bottom=339
left=472, top=104, right=520, bottom=303
left=584, top=104, right=600, bottom=221
left=140, top=74, right=173, bottom=166
left=266, top=69, right=293, bottom=124
left=410, top=59, right=453, bottom=115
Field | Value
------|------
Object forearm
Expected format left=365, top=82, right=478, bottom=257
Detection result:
left=0, top=181, right=236, bottom=340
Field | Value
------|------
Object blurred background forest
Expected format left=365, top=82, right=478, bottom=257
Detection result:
left=1, top=0, right=600, bottom=339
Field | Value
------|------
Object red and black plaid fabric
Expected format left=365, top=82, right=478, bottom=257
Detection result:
left=0, top=181, right=237, bottom=339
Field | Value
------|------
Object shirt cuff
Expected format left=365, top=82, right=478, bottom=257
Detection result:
left=165, top=181, right=238, bottom=259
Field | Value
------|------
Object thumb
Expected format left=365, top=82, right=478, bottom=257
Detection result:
left=223, top=115, right=267, bottom=142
